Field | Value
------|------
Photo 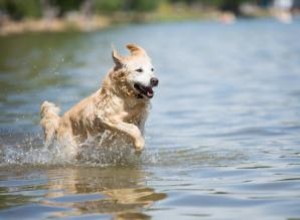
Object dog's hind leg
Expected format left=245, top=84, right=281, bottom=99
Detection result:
left=40, top=101, right=60, bottom=146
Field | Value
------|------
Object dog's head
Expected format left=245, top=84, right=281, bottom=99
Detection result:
left=111, top=44, right=158, bottom=99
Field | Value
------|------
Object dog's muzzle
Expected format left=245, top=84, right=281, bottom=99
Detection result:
left=134, top=78, right=158, bottom=99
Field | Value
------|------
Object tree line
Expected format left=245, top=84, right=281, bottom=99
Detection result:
left=0, top=0, right=269, bottom=20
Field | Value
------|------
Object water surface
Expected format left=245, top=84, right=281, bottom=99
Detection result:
left=1, top=19, right=300, bottom=219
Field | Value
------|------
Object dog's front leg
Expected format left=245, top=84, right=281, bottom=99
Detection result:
left=102, top=120, right=145, bottom=152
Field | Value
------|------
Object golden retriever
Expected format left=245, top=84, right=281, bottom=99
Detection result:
left=40, top=44, right=158, bottom=158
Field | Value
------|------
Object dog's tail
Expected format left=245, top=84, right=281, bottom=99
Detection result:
left=40, top=101, right=60, bottom=146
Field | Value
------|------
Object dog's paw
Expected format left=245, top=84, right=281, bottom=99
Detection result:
left=134, top=137, right=145, bottom=152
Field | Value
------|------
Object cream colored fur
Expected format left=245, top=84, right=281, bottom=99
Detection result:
left=40, top=44, right=158, bottom=158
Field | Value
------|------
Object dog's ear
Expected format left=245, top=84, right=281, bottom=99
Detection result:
left=112, top=47, right=124, bottom=69
left=126, top=44, right=147, bottom=57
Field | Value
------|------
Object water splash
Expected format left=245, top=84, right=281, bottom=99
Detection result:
left=0, top=131, right=246, bottom=168
left=0, top=132, right=142, bottom=167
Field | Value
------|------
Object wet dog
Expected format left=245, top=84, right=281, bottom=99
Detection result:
left=40, top=44, right=158, bottom=158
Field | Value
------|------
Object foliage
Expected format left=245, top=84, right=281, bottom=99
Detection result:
left=127, top=0, right=160, bottom=12
left=50, top=0, right=83, bottom=15
left=0, top=0, right=266, bottom=20
left=168, top=0, right=253, bottom=7
left=94, top=0, right=123, bottom=13
left=0, top=0, right=41, bottom=20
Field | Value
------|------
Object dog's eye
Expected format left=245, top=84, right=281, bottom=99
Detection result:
left=136, top=68, right=143, bottom=73
left=151, top=68, right=154, bottom=72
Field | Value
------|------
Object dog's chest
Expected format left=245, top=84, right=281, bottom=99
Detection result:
left=124, top=103, right=149, bottom=127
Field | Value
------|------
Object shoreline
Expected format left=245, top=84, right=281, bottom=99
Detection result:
left=0, top=15, right=112, bottom=36
left=0, top=8, right=293, bottom=36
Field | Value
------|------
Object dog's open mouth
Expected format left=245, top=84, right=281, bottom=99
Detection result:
left=134, top=83, right=154, bottom=98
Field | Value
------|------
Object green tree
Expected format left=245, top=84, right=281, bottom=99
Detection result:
left=126, top=0, right=160, bottom=12
left=0, top=0, right=41, bottom=20
left=50, top=0, right=83, bottom=16
left=94, top=0, right=123, bottom=13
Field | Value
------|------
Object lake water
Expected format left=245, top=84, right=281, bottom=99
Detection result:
left=0, top=18, right=300, bottom=219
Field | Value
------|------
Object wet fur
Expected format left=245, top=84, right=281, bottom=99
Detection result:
left=40, top=44, right=155, bottom=158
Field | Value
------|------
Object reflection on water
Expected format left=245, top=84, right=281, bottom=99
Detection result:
left=0, top=167, right=166, bottom=219
left=0, top=18, right=300, bottom=219
left=43, top=167, right=166, bottom=219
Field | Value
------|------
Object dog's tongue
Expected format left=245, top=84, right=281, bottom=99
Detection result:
left=146, top=87, right=154, bottom=98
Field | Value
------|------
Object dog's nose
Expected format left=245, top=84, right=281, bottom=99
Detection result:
left=150, top=77, right=159, bottom=87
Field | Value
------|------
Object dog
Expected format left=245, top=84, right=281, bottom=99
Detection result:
left=40, top=44, right=158, bottom=158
